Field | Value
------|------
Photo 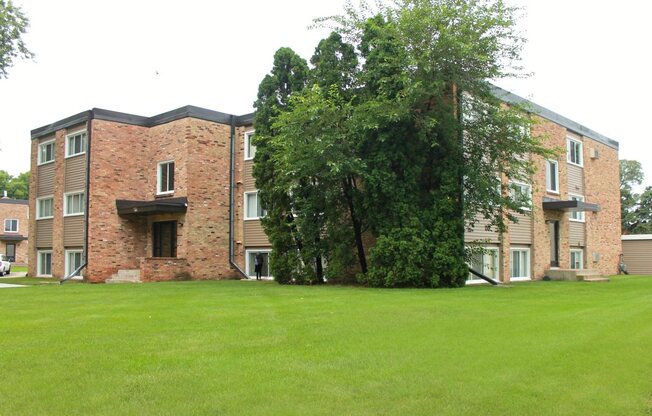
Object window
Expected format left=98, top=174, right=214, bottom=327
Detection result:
left=245, top=191, right=267, bottom=219
left=468, top=248, right=499, bottom=282
left=153, top=221, right=177, bottom=257
left=37, top=197, right=54, bottom=219
left=245, top=130, right=256, bottom=160
left=66, top=131, right=87, bottom=157
left=567, top=137, right=583, bottom=167
left=546, top=160, right=559, bottom=193
left=4, top=219, right=18, bottom=233
left=65, top=250, right=84, bottom=278
left=157, top=161, right=175, bottom=195
left=37, top=250, right=52, bottom=276
left=38, top=140, right=55, bottom=165
left=510, top=248, right=530, bottom=279
left=509, top=182, right=532, bottom=210
left=570, top=249, right=583, bottom=270
left=246, top=250, right=271, bottom=279
left=64, top=192, right=85, bottom=216
left=569, top=194, right=585, bottom=222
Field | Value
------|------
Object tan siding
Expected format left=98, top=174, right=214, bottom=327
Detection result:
left=510, top=213, right=532, bottom=245
left=64, top=155, right=86, bottom=192
left=465, top=215, right=499, bottom=243
left=38, top=163, right=55, bottom=197
left=64, top=215, right=85, bottom=246
left=622, top=240, right=652, bottom=274
left=243, top=160, right=256, bottom=191
left=567, top=164, right=584, bottom=195
left=569, top=221, right=585, bottom=246
left=36, top=219, right=53, bottom=247
left=244, top=220, right=270, bottom=246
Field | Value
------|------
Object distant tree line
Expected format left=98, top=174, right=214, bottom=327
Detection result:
left=0, top=170, right=29, bottom=200
left=620, top=160, right=652, bottom=234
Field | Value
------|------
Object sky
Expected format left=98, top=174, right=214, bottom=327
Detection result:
left=1, top=0, right=651, bottom=189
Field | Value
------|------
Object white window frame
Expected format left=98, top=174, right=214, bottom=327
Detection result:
left=245, top=249, right=272, bottom=279
left=37, top=250, right=53, bottom=277
left=244, top=130, right=256, bottom=161
left=157, top=160, right=175, bottom=195
left=569, top=194, right=585, bottom=222
left=545, top=159, right=559, bottom=194
left=509, top=182, right=532, bottom=211
left=570, top=249, right=584, bottom=270
left=38, top=139, right=56, bottom=165
left=36, top=196, right=54, bottom=220
left=64, top=191, right=85, bottom=217
left=567, top=137, right=583, bottom=167
left=244, top=191, right=266, bottom=220
left=65, top=249, right=84, bottom=279
left=467, top=247, right=500, bottom=283
left=65, top=130, right=87, bottom=158
left=4, top=219, right=18, bottom=233
left=510, top=248, right=531, bottom=280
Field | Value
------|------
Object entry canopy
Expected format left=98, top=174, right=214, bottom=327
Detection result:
left=542, top=197, right=600, bottom=212
left=0, top=234, right=28, bottom=241
left=116, top=197, right=188, bottom=216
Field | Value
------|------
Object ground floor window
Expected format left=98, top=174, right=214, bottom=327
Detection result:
left=510, top=248, right=531, bottom=279
left=153, top=221, right=177, bottom=257
left=246, top=249, right=271, bottom=279
left=37, top=250, right=52, bottom=276
left=468, top=247, right=499, bottom=281
left=65, top=250, right=84, bottom=278
left=5, top=243, right=15, bottom=262
left=570, top=249, right=584, bottom=269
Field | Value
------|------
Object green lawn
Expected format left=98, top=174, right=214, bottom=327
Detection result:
left=1, top=277, right=651, bottom=415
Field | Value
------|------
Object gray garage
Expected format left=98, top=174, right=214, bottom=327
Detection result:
left=621, top=235, right=652, bottom=275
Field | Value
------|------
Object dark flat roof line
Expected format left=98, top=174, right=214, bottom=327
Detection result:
left=0, top=198, right=29, bottom=205
left=31, top=107, right=256, bottom=139
left=30, top=86, right=618, bottom=150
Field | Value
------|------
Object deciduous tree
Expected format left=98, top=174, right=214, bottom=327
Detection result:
left=0, top=0, right=34, bottom=78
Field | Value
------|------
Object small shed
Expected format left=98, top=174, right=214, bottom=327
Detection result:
left=621, top=235, right=652, bottom=275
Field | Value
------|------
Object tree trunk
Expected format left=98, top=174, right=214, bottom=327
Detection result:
left=343, top=176, right=367, bottom=274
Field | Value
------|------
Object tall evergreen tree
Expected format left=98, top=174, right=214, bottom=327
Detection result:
left=255, top=0, right=553, bottom=287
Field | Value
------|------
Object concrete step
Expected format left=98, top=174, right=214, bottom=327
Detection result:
left=106, top=269, right=141, bottom=284
left=545, top=269, right=604, bottom=282
left=582, top=277, right=610, bottom=283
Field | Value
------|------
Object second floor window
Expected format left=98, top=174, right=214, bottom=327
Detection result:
left=37, top=197, right=54, bottom=219
left=546, top=160, right=559, bottom=193
left=38, top=140, right=55, bottom=164
left=66, top=131, right=87, bottom=157
left=4, top=219, right=18, bottom=233
left=567, top=138, right=583, bottom=167
left=245, top=131, right=256, bottom=160
left=65, top=192, right=85, bottom=216
left=157, top=161, right=175, bottom=195
left=509, top=182, right=532, bottom=211
left=245, top=191, right=267, bottom=219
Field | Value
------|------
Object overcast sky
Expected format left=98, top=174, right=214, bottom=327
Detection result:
left=1, top=0, right=651, bottom=189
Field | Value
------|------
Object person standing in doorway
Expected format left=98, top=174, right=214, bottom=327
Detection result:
left=254, top=252, right=264, bottom=280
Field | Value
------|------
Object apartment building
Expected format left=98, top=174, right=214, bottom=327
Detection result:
left=0, top=195, right=29, bottom=264
left=28, top=88, right=621, bottom=283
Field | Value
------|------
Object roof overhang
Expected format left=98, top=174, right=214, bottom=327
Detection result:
left=116, top=197, right=188, bottom=216
left=0, top=234, right=28, bottom=241
left=542, top=197, right=600, bottom=212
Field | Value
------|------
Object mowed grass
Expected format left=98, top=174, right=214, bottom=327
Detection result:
left=1, top=277, right=651, bottom=415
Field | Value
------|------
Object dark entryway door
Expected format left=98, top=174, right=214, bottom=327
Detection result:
left=549, top=220, right=560, bottom=267
left=5, top=243, right=15, bottom=262
left=153, top=221, right=177, bottom=257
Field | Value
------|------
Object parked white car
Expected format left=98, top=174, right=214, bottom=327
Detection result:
left=0, top=254, right=11, bottom=276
